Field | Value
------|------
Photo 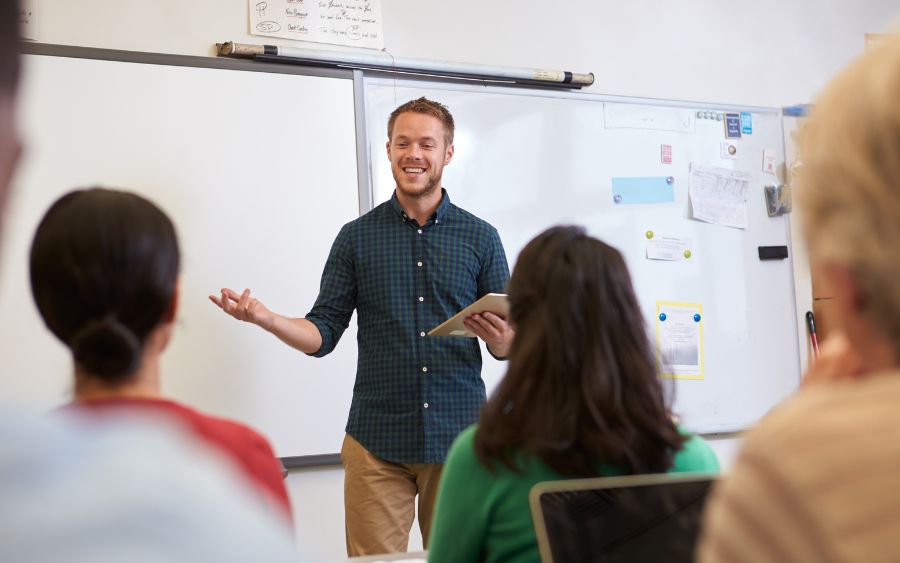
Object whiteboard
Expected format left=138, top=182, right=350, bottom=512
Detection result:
left=0, top=52, right=360, bottom=458
left=365, top=79, right=801, bottom=433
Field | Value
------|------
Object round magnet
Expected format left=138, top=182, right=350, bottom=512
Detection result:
left=696, top=110, right=703, bottom=118
left=728, top=144, right=737, bottom=155
left=645, top=230, right=654, bottom=239
left=703, top=111, right=712, bottom=119
left=693, top=313, right=701, bottom=322
left=613, top=194, right=622, bottom=204
left=659, top=313, right=667, bottom=321
left=683, top=249, right=692, bottom=259
left=716, top=113, right=723, bottom=121
left=666, top=176, right=675, bottom=185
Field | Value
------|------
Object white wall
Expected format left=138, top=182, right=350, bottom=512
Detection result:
left=31, top=1, right=899, bottom=106
left=22, top=1, right=897, bottom=559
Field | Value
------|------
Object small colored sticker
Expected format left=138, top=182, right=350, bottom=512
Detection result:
left=659, top=313, right=667, bottom=321
left=661, top=144, right=672, bottom=164
left=740, top=112, right=753, bottom=134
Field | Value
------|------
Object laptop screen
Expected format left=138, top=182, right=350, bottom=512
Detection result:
left=530, top=473, right=716, bottom=563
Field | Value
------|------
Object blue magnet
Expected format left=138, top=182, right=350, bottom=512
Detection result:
left=659, top=313, right=667, bottom=321
left=613, top=194, right=622, bottom=204
left=693, top=313, right=701, bottom=322
left=666, top=176, right=674, bottom=185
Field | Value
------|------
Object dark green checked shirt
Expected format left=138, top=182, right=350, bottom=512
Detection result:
left=305, top=189, right=510, bottom=464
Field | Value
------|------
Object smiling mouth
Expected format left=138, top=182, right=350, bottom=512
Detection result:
left=402, top=167, right=426, bottom=174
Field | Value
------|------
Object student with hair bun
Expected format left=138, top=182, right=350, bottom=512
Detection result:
left=29, top=187, right=292, bottom=523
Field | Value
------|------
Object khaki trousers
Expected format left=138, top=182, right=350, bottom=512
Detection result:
left=341, top=434, right=443, bottom=557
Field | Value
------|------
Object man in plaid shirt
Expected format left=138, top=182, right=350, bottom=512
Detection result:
left=212, top=97, right=513, bottom=556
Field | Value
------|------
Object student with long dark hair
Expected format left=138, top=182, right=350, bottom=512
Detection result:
left=29, top=187, right=293, bottom=523
left=427, top=226, right=718, bottom=563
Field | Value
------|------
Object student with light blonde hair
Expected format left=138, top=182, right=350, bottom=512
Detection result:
left=698, top=31, right=900, bottom=562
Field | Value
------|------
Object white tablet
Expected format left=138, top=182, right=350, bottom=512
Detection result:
left=427, top=293, right=509, bottom=337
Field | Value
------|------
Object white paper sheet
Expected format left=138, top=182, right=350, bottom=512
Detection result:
left=688, top=164, right=752, bottom=229
left=646, top=233, right=692, bottom=261
left=656, top=301, right=703, bottom=379
left=604, top=103, right=696, bottom=133
left=249, top=0, right=384, bottom=49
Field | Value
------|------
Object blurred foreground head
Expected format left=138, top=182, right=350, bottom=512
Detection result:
left=796, top=33, right=900, bottom=363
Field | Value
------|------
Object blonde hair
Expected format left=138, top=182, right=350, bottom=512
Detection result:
left=797, top=32, right=900, bottom=350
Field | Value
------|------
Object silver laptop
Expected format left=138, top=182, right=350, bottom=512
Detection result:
left=530, top=472, right=717, bottom=563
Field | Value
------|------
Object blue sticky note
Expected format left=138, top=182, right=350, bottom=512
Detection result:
left=740, top=111, right=752, bottom=134
left=611, top=177, right=675, bottom=205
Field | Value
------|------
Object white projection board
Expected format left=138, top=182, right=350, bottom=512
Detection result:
left=365, top=79, right=801, bottom=433
left=0, top=51, right=361, bottom=459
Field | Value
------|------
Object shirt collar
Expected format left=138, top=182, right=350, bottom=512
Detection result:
left=390, top=188, right=451, bottom=224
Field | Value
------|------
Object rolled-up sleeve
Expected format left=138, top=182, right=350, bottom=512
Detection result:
left=305, top=223, right=357, bottom=357
left=477, top=227, right=510, bottom=298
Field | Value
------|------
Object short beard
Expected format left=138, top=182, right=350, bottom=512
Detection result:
left=394, top=173, right=441, bottom=200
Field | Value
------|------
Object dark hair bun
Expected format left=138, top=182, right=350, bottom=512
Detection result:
left=70, top=315, right=141, bottom=382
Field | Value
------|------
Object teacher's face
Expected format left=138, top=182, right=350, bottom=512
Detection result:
left=386, top=112, right=454, bottom=201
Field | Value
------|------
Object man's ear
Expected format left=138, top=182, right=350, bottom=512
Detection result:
left=386, top=140, right=392, bottom=160
left=444, top=143, right=454, bottom=165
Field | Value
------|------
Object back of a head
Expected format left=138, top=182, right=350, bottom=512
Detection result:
left=29, top=188, right=180, bottom=383
left=796, top=33, right=900, bottom=357
left=476, top=226, right=683, bottom=476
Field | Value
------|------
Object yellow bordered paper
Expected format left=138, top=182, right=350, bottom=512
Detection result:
left=655, top=300, right=704, bottom=380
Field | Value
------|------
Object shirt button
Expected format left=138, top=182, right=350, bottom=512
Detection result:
left=417, top=229, right=422, bottom=234
left=420, top=332, right=425, bottom=337
left=418, top=296, right=424, bottom=302
left=422, top=367, right=428, bottom=372
left=423, top=403, right=429, bottom=408
left=417, top=261, right=423, bottom=267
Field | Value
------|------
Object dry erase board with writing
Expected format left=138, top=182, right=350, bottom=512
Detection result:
left=365, top=79, right=801, bottom=433
left=0, top=47, right=801, bottom=466
left=0, top=49, right=360, bottom=458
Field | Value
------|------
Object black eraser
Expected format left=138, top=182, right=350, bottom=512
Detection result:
left=758, top=246, right=788, bottom=260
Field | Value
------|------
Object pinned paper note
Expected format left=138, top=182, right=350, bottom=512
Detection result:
left=656, top=301, right=704, bottom=379
left=612, top=177, right=675, bottom=205
left=646, top=232, right=693, bottom=261
left=604, top=103, right=695, bottom=133
left=249, top=0, right=384, bottom=49
left=762, top=149, right=777, bottom=175
left=18, top=0, right=36, bottom=40
left=688, top=165, right=752, bottom=229
left=724, top=113, right=742, bottom=138
left=661, top=144, right=672, bottom=164
left=720, top=141, right=738, bottom=160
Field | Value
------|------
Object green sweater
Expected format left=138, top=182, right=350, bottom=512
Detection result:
left=427, top=424, right=720, bottom=563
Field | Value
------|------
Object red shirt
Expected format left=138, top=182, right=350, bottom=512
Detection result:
left=66, top=397, right=292, bottom=522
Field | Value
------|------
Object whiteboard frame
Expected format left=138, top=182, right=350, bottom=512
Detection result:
left=360, top=73, right=802, bottom=435
left=10, top=45, right=802, bottom=467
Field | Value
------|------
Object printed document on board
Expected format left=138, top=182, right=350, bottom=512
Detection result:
left=656, top=301, right=703, bottom=380
left=688, top=164, right=752, bottom=229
